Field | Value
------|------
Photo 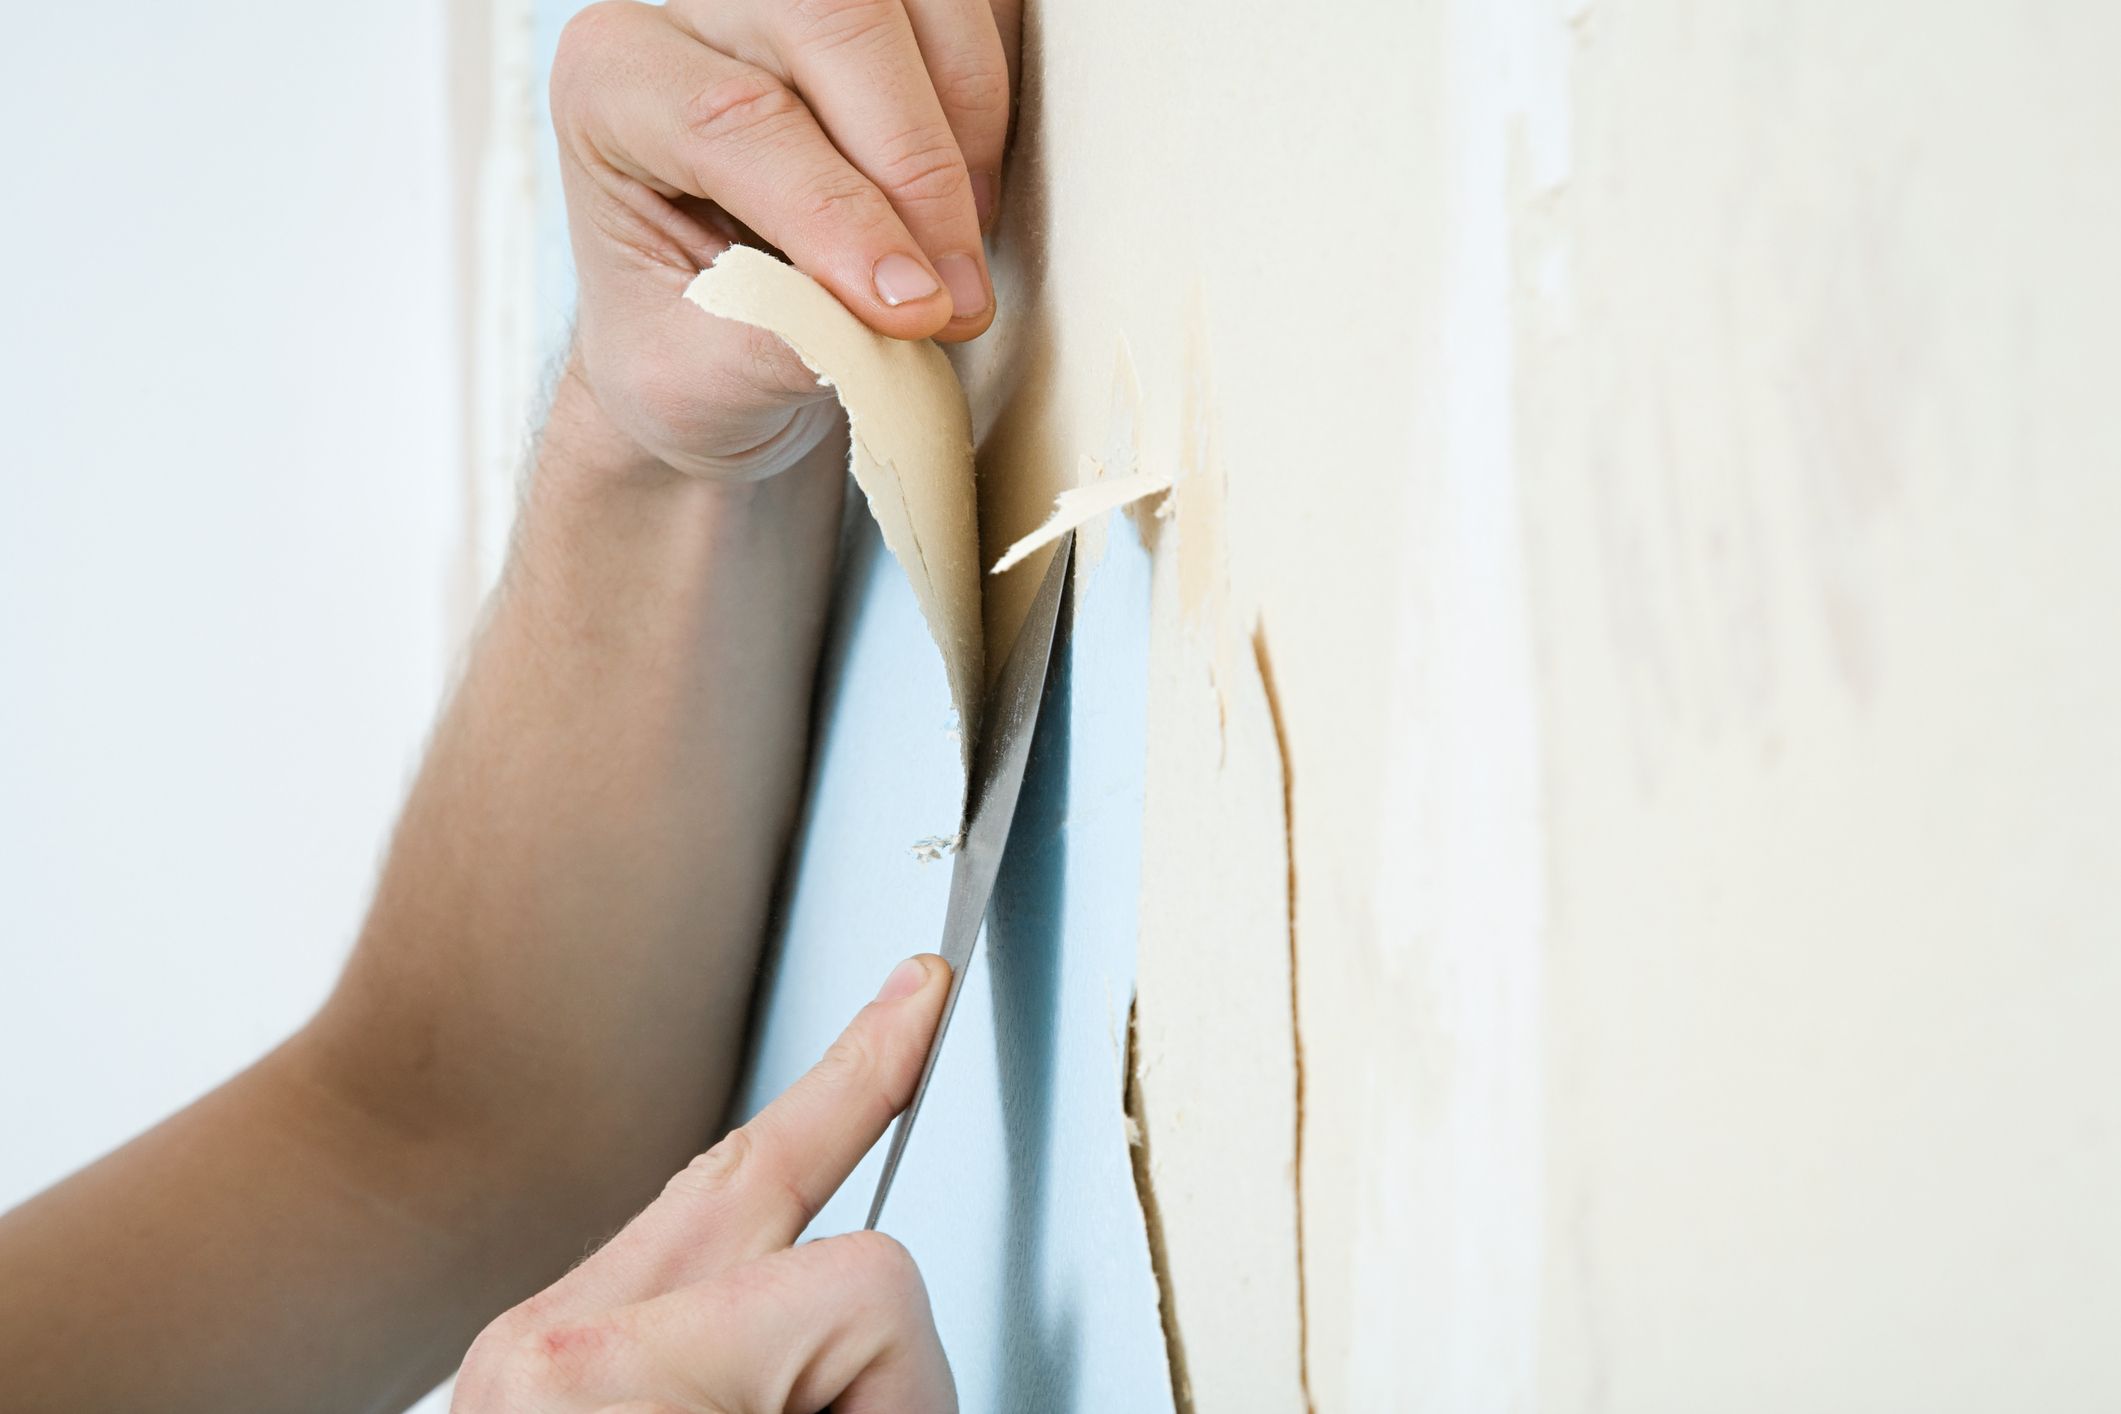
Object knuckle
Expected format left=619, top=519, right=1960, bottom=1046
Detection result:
left=521, top=1316, right=623, bottom=1396
left=660, top=1122, right=814, bottom=1226
left=935, top=60, right=1011, bottom=123
left=665, top=1126, right=754, bottom=1198
left=678, top=68, right=803, bottom=145
left=835, top=1238, right=920, bottom=1297
left=459, top=1303, right=619, bottom=1406
left=797, top=171, right=888, bottom=232
left=550, top=1, right=656, bottom=148
left=786, top=0, right=899, bottom=49
left=456, top=1315, right=521, bottom=1398
left=710, top=1253, right=788, bottom=1312
left=507, top=1287, right=575, bottom=1340
left=872, top=131, right=972, bottom=208
left=816, top=1028, right=882, bottom=1089
left=838, top=1228, right=924, bottom=1298
left=551, top=1, right=631, bottom=97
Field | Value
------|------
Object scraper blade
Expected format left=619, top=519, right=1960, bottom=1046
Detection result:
left=864, top=531, right=1076, bottom=1230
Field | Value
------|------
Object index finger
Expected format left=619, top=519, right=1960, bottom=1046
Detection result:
left=540, top=954, right=951, bottom=1315
left=702, top=0, right=997, bottom=337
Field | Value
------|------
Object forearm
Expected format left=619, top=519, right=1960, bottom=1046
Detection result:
left=312, top=359, right=845, bottom=1218
left=0, top=1051, right=493, bottom=1413
left=0, top=367, right=846, bottom=1413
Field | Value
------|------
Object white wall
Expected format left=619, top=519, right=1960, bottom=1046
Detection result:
left=0, top=0, right=465, bottom=1235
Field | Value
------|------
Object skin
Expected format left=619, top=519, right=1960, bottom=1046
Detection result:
left=449, top=957, right=961, bottom=1413
left=0, top=0, right=1019, bottom=1408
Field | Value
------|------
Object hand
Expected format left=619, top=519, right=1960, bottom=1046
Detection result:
left=549, top=0, right=1020, bottom=482
left=452, top=955, right=958, bottom=1414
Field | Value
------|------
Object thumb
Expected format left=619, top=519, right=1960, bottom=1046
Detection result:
left=576, top=276, right=842, bottom=483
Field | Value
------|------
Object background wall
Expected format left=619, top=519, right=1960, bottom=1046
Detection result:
left=0, top=5, right=479, bottom=1410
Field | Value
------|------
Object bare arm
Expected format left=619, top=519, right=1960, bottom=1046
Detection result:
left=0, top=371, right=844, bottom=1410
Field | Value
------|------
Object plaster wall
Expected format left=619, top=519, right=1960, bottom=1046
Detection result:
left=1503, top=5, right=2121, bottom=1407
left=972, top=0, right=2121, bottom=1407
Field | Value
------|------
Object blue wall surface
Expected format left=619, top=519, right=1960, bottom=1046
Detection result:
left=734, top=516, right=1174, bottom=1412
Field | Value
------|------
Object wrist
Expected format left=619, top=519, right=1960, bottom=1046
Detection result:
left=537, top=348, right=843, bottom=496
left=519, top=356, right=844, bottom=582
left=535, top=354, right=695, bottom=501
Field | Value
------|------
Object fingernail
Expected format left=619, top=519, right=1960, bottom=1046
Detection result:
left=873, top=253, right=940, bottom=307
left=937, top=253, right=990, bottom=321
left=875, top=956, right=929, bottom=1003
left=971, top=170, right=1001, bottom=230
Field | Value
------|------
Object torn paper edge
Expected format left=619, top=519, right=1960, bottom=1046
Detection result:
left=991, top=463, right=1174, bottom=575
left=683, top=248, right=985, bottom=789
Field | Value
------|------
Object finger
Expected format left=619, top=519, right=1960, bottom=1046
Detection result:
left=664, top=953, right=949, bottom=1262
left=987, top=0, right=1024, bottom=97
left=531, top=955, right=950, bottom=1318
left=900, top=0, right=1012, bottom=232
left=597, top=1234, right=956, bottom=1414
left=719, top=0, right=995, bottom=337
left=659, top=1233, right=957, bottom=1414
left=551, top=0, right=954, bottom=339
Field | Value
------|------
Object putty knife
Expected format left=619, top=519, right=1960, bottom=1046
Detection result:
left=863, top=531, right=1076, bottom=1230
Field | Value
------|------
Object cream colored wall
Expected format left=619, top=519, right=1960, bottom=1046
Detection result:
left=969, top=0, right=2121, bottom=1407
left=1517, top=5, right=2121, bottom=1408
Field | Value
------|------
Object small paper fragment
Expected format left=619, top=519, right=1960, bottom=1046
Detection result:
left=910, top=834, right=961, bottom=863
left=683, top=248, right=984, bottom=786
left=991, top=464, right=1174, bottom=575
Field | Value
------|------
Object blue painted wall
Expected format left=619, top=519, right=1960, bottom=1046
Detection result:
left=736, top=519, right=1172, bottom=1411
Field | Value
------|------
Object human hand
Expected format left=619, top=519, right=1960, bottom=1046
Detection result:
left=549, top=0, right=1019, bottom=482
left=452, top=955, right=958, bottom=1413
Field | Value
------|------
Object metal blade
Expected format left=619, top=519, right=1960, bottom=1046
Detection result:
left=864, top=532, right=1076, bottom=1230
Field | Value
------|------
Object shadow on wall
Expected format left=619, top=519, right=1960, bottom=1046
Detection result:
left=736, top=509, right=884, bottom=1072
left=732, top=497, right=1171, bottom=1408
left=987, top=570, right=1082, bottom=1411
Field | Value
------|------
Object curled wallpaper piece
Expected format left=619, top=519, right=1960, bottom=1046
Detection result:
left=990, top=457, right=1173, bottom=575
left=683, top=247, right=984, bottom=779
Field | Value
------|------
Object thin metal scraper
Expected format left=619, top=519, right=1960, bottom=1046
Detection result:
left=863, top=530, right=1076, bottom=1230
